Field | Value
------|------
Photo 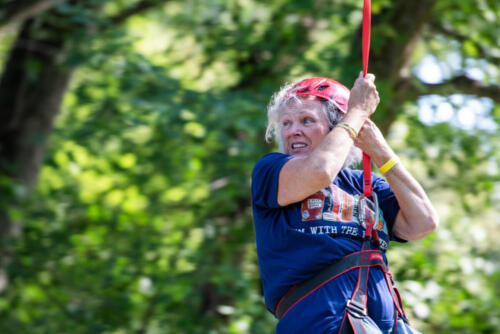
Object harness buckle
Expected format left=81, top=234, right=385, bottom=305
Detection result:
left=357, top=193, right=379, bottom=228
left=358, top=192, right=379, bottom=227
left=346, top=299, right=367, bottom=318
left=357, top=196, right=367, bottom=229
left=357, top=191, right=380, bottom=247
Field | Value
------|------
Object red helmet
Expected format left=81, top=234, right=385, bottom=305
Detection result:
left=292, top=77, right=350, bottom=113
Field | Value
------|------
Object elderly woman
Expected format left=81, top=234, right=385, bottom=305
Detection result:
left=251, top=73, right=438, bottom=333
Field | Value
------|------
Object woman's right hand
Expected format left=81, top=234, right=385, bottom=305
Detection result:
left=347, top=71, right=380, bottom=117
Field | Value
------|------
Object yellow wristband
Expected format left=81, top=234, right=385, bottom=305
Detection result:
left=337, top=122, right=358, bottom=140
left=379, top=157, right=398, bottom=174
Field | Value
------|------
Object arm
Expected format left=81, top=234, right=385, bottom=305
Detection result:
left=277, top=73, right=380, bottom=206
left=355, top=120, right=439, bottom=241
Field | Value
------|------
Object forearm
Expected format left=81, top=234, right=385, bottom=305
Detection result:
left=355, top=120, right=438, bottom=240
left=314, top=71, right=381, bottom=181
left=279, top=110, right=366, bottom=199
left=315, top=108, right=367, bottom=179
left=313, top=72, right=380, bottom=181
left=302, top=106, right=373, bottom=186
left=379, top=157, right=439, bottom=241
left=387, top=164, right=438, bottom=240
left=277, top=109, right=368, bottom=206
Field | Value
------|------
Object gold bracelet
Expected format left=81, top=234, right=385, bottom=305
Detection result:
left=379, top=157, right=399, bottom=174
left=337, top=122, right=358, bottom=140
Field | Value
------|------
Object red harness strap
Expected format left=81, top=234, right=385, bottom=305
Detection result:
left=362, top=0, right=373, bottom=197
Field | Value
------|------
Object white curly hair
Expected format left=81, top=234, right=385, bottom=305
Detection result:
left=265, top=79, right=362, bottom=168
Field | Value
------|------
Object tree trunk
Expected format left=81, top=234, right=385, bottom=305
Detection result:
left=0, top=17, right=73, bottom=235
left=0, top=0, right=66, bottom=32
left=0, top=18, right=73, bottom=187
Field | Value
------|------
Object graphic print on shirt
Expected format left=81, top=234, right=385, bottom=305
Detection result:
left=299, top=184, right=389, bottom=249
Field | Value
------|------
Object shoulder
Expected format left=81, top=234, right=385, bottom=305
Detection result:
left=336, top=168, right=364, bottom=189
left=251, top=153, right=293, bottom=209
left=252, top=153, right=293, bottom=178
left=338, top=168, right=363, bottom=179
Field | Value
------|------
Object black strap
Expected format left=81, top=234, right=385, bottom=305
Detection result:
left=275, top=250, right=387, bottom=320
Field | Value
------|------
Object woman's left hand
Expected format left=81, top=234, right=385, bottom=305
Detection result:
left=354, top=119, right=392, bottom=167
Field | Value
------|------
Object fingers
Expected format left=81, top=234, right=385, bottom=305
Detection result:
left=355, top=74, right=379, bottom=101
left=362, top=118, right=374, bottom=127
left=355, top=73, right=376, bottom=89
left=365, top=73, right=375, bottom=82
left=348, top=72, right=380, bottom=117
left=354, top=119, right=377, bottom=147
left=374, top=88, right=380, bottom=104
left=357, top=119, right=373, bottom=136
left=358, top=71, right=375, bottom=81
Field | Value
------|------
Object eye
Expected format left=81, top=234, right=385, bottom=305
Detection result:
left=282, top=120, right=291, bottom=127
left=303, top=117, right=315, bottom=124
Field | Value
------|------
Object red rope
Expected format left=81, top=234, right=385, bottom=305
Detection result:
left=362, top=0, right=372, bottom=197
left=362, top=0, right=371, bottom=77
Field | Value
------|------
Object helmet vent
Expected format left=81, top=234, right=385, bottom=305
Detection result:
left=317, top=85, right=329, bottom=91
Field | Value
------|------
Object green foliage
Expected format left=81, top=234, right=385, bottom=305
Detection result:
left=0, top=0, right=499, bottom=333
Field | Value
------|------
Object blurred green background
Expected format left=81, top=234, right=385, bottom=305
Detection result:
left=0, top=0, right=499, bottom=333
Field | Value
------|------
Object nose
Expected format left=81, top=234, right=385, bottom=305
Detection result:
left=287, top=122, right=303, bottom=137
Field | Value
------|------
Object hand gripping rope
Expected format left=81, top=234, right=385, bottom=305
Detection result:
left=359, top=0, right=381, bottom=248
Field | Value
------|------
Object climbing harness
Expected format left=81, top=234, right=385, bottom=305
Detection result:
left=274, top=224, right=391, bottom=322
left=275, top=198, right=418, bottom=333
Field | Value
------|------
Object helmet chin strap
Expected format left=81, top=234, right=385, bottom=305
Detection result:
left=362, top=0, right=373, bottom=197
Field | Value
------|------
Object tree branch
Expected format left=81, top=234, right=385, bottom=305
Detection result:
left=429, top=22, right=500, bottom=64
left=413, top=75, right=500, bottom=103
left=0, top=0, right=66, bottom=32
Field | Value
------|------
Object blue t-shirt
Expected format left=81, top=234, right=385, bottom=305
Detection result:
left=251, top=153, right=404, bottom=333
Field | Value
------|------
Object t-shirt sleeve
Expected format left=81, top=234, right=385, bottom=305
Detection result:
left=251, top=153, right=293, bottom=209
left=371, top=173, right=406, bottom=242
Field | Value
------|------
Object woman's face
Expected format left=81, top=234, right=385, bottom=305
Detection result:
left=280, top=97, right=330, bottom=156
